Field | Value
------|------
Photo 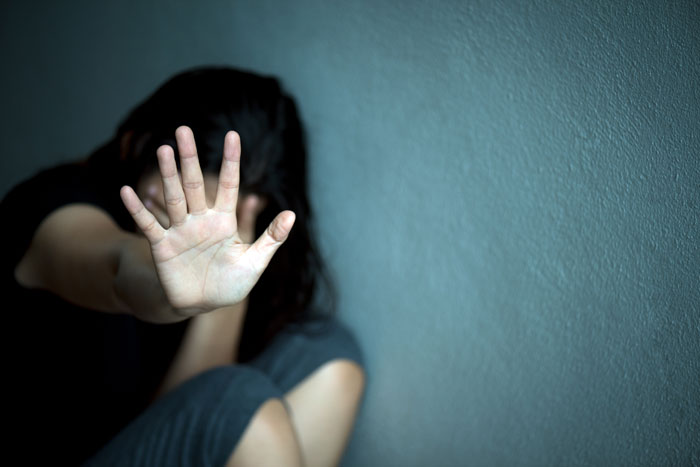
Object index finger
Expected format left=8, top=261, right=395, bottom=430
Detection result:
left=214, top=131, right=241, bottom=215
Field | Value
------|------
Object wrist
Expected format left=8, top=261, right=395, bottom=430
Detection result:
left=114, top=235, right=187, bottom=323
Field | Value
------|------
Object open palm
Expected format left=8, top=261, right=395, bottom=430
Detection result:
left=119, top=126, right=295, bottom=313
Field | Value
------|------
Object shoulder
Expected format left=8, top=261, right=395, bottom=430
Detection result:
left=2, top=161, right=133, bottom=229
left=2, top=162, right=135, bottom=276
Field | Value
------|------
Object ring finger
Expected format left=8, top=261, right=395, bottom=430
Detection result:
left=156, top=144, right=188, bottom=226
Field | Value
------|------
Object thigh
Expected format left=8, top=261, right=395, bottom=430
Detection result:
left=83, top=365, right=282, bottom=467
left=247, top=318, right=364, bottom=394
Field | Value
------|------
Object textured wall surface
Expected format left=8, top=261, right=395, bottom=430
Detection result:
left=2, top=0, right=699, bottom=465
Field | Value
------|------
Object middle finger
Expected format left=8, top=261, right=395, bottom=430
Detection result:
left=175, top=126, right=208, bottom=215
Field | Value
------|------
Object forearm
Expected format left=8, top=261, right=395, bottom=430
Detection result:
left=153, top=301, right=249, bottom=399
left=198, top=300, right=249, bottom=364
left=113, top=235, right=194, bottom=324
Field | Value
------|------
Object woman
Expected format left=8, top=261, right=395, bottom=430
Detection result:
left=3, top=67, right=364, bottom=466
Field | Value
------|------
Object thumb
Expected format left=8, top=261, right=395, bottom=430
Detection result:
left=249, top=210, right=296, bottom=271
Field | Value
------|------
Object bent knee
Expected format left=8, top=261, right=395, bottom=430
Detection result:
left=249, top=398, right=296, bottom=441
left=314, top=359, right=366, bottom=402
left=227, top=398, right=302, bottom=467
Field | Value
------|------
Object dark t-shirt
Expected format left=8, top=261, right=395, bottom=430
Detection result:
left=2, top=161, right=190, bottom=464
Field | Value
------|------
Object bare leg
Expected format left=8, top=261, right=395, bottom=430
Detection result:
left=225, top=398, right=303, bottom=467
left=284, top=359, right=366, bottom=467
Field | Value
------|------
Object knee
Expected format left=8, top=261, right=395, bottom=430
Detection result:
left=180, top=365, right=297, bottom=465
left=247, top=398, right=297, bottom=445
left=313, top=359, right=366, bottom=405
left=226, top=398, right=303, bottom=467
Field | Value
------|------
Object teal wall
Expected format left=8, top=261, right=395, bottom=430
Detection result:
left=2, top=1, right=698, bottom=465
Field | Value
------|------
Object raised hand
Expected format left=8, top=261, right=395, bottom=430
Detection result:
left=119, top=126, right=295, bottom=315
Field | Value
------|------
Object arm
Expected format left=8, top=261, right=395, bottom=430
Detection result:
left=13, top=203, right=155, bottom=317
left=15, top=126, right=294, bottom=324
left=152, top=301, right=248, bottom=399
left=14, top=203, right=228, bottom=324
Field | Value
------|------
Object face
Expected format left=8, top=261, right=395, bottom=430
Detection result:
left=135, top=169, right=268, bottom=243
left=135, top=169, right=220, bottom=229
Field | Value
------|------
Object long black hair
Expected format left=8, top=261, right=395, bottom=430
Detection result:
left=86, top=66, right=335, bottom=361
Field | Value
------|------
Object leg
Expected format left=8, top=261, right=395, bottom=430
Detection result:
left=246, top=319, right=366, bottom=467
left=84, top=365, right=292, bottom=466
left=225, top=398, right=303, bottom=467
left=284, top=359, right=366, bottom=467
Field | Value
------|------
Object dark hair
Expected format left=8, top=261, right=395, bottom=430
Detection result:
left=87, top=66, right=335, bottom=361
